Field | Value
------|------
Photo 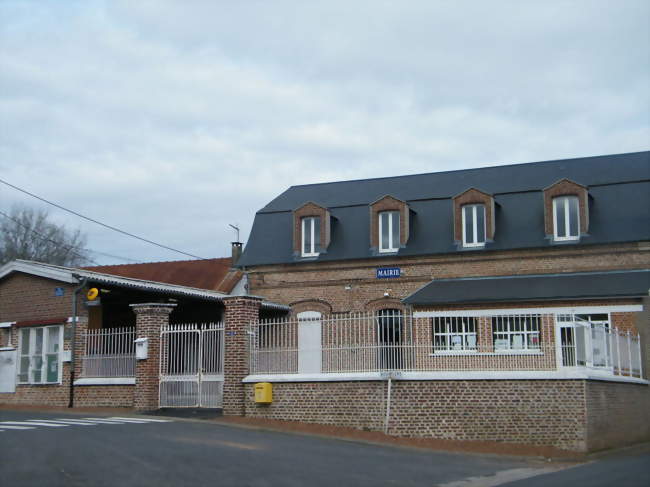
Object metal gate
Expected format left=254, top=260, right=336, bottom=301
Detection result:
left=159, top=322, right=224, bottom=408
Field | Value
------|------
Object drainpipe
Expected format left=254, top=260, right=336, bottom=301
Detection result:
left=68, top=277, right=87, bottom=408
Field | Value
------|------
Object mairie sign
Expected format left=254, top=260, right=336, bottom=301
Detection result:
left=376, top=267, right=401, bottom=279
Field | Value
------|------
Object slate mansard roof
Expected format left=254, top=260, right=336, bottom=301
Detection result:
left=238, top=151, right=650, bottom=267
left=403, top=270, right=650, bottom=306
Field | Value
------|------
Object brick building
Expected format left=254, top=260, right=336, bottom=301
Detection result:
left=0, top=258, right=285, bottom=410
left=237, top=151, right=650, bottom=452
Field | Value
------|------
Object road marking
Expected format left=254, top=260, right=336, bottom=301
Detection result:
left=1, top=421, right=67, bottom=427
left=30, top=419, right=97, bottom=426
left=0, top=424, right=36, bottom=430
left=73, top=418, right=129, bottom=424
left=109, top=417, right=173, bottom=423
left=435, top=465, right=582, bottom=487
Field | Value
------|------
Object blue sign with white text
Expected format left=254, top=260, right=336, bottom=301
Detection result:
left=376, top=267, right=401, bottom=279
left=54, top=287, right=65, bottom=297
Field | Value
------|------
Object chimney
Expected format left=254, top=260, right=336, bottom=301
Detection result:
left=231, top=242, right=243, bottom=266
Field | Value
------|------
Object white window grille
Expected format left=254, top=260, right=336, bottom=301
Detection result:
left=379, top=211, right=400, bottom=253
left=553, top=195, right=580, bottom=241
left=462, top=204, right=486, bottom=247
left=17, top=325, right=63, bottom=384
left=492, top=315, right=541, bottom=351
left=432, top=317, right=477, bottom=352
left=301, top=216, right=320, bottom=257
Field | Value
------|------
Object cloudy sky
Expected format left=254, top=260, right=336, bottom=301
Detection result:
left=1, top=0, right=648, bottom=265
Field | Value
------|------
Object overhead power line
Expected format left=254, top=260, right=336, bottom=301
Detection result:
left=0, top=177, right=206, bottom=260
left=0, top=209, right=99, bottom=265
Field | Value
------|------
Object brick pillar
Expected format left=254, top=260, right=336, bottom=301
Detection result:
left=223, top=296, right=262, bottom=416
left=130, top=303, right=176, bottom=411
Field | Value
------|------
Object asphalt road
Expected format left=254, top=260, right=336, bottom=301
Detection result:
left=0, top=409, right=647, bottom=487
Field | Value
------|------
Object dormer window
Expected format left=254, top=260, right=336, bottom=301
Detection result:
left=553, top=195, right=579, bottom=241
left=302, top=216, right=321, bottom=257
left=293, top=202, right=330, bottom=259
left=543, top=179, right=588, bottom=242
left=462, top=204, right=486, bottom=247
left=379, top=210, right=400, bottom=253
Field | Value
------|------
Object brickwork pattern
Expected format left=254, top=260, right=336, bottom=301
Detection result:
left=223, top=296, right=262, bottom=415
left=132, top=304, right=174, bottom=411
left=73, top=385, right=134, bottom=407
left=0, top=273, right=86, bottom=407
left=248, top=243, right=649, bottom=313
left=245, top=379, right=589, bottom=451
left=585, top=381, right=650, bottom=451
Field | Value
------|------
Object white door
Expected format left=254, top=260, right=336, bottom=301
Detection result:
left=298, top=312, right=322, bottom=373
left=0, top=349, right=17, bottom=393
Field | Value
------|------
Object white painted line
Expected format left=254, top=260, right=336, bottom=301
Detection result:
left=0, top=424, right=37, bottom=430
left=108, top=417, right=173, bottom=423
left=71, top=418, right=128, bottom=424
left=2, top=421, right=68, bottom=427
left=31, top=419, right=97, bottom=426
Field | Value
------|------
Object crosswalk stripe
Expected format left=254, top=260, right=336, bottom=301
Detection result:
left=72, top=418, right=128, bottom=424
left=30, top=419, right=97, bottom=426
left=2, top=421, right=68, bottom=427
left=0, top=424, right=36, bottom=430
left=103, top=417, right=161, bottom=424
left=109, top=417, right=173, bottom=423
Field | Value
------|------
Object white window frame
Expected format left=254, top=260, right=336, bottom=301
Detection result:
left=553, top=195, right=580, bottom=241
left=17, top=325, right=64, bottom=385
left=301, top=216, right=320, bottom=257
left=492, top=315, right=541, bottom=352
left=461, top=204, right=486, bottom=248
left=432, top=317, right=478, bottom=354
left=378, top=210, right=400, bottom=253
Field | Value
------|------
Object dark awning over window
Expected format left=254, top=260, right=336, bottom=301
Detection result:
left=403, top=270, right=650, bottom=306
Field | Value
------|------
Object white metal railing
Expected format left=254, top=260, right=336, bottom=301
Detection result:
left=248, top=312, right=644, bottom=379
left=81, top=327, right=136, bottom=378
left=565, top=323, right=643, bottom=378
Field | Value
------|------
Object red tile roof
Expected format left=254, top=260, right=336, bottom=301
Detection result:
left=83, top=258, right=240, bottom=293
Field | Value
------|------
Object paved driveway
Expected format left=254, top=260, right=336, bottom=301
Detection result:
left=0, top=409, right=640, bottom=487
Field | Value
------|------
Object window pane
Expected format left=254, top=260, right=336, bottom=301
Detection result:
left=555, top=198, right=566, bottom=237
left=18, top=357, right=29, bottom=382
left=476, top=205, right=485, bottom=243
left=303, top=218, right=312, bottom=254
left=313, top=217, right=321, bottom=252
left=47, top=327, right=60, bottom=353
left=20, top=329, right=30, bottom=354
left=464, top=206, right=473, bottom=243
left=568, top=197, right=579, bottom=237
left=32, top=356, right=43, bottom=383
left=34, top=328, right=43, bottom=355
left=46, top=354, right=59, bottom=383
left=380, top=212, right=389, bottom=249
left=391, top=211, right=400, bottom=249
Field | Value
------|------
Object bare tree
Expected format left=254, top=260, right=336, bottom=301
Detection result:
left=0, top=205, right=91, bottom=267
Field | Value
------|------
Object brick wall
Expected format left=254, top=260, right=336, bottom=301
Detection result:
left=247, top=242, right=650, bottom=313
left=245, top=380, right=589, bottom=451
left=0, top=273, right=84, bottom=407
left=585, top=381, right=650, bottom=451
left=74, top=385, right=134, bottom=407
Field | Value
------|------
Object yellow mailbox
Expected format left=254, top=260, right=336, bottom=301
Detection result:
left=254, top=382, right=273, bottom=404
